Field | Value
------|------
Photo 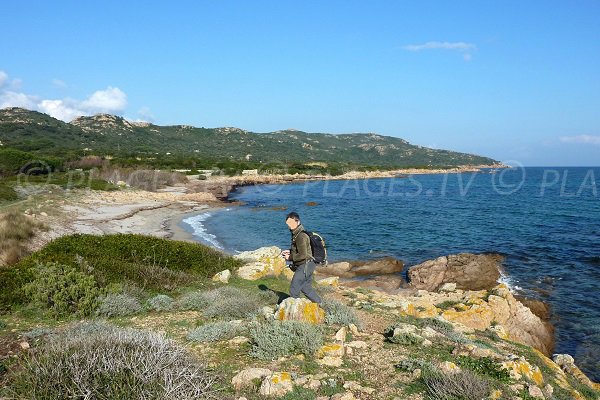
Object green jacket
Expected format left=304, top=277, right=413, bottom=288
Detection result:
left=289, top=223, right=311, bottom=266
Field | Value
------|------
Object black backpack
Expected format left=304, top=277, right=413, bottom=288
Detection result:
left=303, top=231, right=328, bottom=265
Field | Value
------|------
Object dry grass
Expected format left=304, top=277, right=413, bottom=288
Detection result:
left=0, top=211, right=46, bottom=266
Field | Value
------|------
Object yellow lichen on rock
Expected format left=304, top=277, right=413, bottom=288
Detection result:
left=501, top=358, right=544, bottom=385
left=318, top=343, right=345, bottom=358
left=275, top=297, right=325, bottom=324
left=234, top=246, right=291, bottom=281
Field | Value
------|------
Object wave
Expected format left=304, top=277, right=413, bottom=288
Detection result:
left=182, top=212, right=223, bottom=249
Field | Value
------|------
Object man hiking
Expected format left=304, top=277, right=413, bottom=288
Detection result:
left=281, top=211, right=323, bottom=304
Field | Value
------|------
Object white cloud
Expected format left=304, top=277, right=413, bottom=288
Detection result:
left=0, top=90, right=38, bottom=109
left=38, top=99, right=84, bottom=122
left=560, top=135, right=600, bottom=145
left=81, top=87, right=127, bottom=113
left=403, top=41, right=476, bottom=52
left=0, top=70, right=7, bottom=87
left=0, top=71, right=128, bottom=121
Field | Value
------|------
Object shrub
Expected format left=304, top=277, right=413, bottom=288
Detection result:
left=454, top=355, right=511, bottom=383
left=177, top=286, right=276, bottom=320
left=96, top=293, right=142, bottom=317
left=2, top=234, right=243, bottom=311
left=435, top=300, right=463, bottom=310
left=176, top=290, right=211, bottom=311
left=187, top=321, right=245, bottom=343
left=421, top=368, right=490, bottom=400
left=387, top=331, right=425, bottom=346
left=249, top=320, right=323, bottom=360
left=321, top=298, right=362, bottom=328
left=17, top=234, right=241, bottom=287
left=147, top=294, right=174, bottom=312
left=394, top=358, right=433, bottom=373
left=0, top=184, right=18, bottom=202
left=3, top=322, right=219, bottom=399
left=23, top=262, right=101, bottom=318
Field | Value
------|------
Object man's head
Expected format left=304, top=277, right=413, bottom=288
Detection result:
left=285, top=211, right=300, bottom=230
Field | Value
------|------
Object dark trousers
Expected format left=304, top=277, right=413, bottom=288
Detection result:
left=290, top=259, right=322, bottom=304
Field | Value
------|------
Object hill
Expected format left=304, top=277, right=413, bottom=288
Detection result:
left=0, top=107, right=501, bottom=168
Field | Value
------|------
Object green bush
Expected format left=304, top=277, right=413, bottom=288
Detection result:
left=386, top=331, right=425, bottom=346
left=249, top=320, right=323, bottom=360
left=187, top=321, right=245, bottom=343
left=23, top=262, right=101, bottom=318
left=147, top=294, right=174, bottom=312
left=0, top=184, right=18, bottom=202
left=95, top=293, right=142, bottom=317
left=3, top=322, right=218, bottom=399
left=455, top=355, right=511, bottom=383
left=2, top=234, right=243, bottom=311
left=0, top=148, right=36, bottom=176
left=321, top=299, right=362, bottom=328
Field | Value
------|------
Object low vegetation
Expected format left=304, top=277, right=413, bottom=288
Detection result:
left=23, top=262, right=101, bottom=318
left=188, top=321, right=246, bottom=343
left=4, top=322, right=220, bottom=399
left=321, top=298, right=362, bottom=328
left=249, top=320, right=324, bottom=360
left=0, top=233, right=242, bottom=312
left=0, top=211, right=46, bottom=266
left=95, top=293, right=142, bottom=317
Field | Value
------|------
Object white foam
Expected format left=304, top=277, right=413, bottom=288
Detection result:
left=182, top=212, right=223, bottom=249
left=498, top=272, right=522, bottom=293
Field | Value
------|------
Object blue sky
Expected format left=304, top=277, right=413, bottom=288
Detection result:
left=1, top=1, right=599, bottom=166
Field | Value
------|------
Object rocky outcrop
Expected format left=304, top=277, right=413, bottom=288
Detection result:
left=259, top=372, right=293, bottom=397
left=232, top=367, right=272, bottom=390
left=407, top=252, right=503, bottom=291
left=274, top=297, right=325, bottom=324
left=339, top=275, right=408, bottom=293
left=234, top=246, right=293, bottom=281
left=316, top=257, right=404, bottom=278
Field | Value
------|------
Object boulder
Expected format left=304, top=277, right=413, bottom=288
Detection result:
left=316, top=257, right=404, bottom=278
left=259, top=372, right=293, bottom=397
left=212, top=269, right=231, bottom=283
left=407, top=252, right=504, bottom=291
left=234, top=246, right=291, bottom=280
left=231, top=367, right=272, bottom=390
left=274, top=297, right=325, bottom=324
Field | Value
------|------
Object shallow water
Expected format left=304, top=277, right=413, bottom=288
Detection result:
left=182, top=167, right=600, bottom=379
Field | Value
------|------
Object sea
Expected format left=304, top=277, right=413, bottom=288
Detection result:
left=181, top=167, right=600, bottom=379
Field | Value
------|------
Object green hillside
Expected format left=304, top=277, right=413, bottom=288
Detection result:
left=0, top=107, right=500, bottom=168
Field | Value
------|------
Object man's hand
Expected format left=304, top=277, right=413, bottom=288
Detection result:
left=281, top=249, right=291, bottom=261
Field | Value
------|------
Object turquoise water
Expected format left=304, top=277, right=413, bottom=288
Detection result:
left=182, top=167, right=600, bottom=379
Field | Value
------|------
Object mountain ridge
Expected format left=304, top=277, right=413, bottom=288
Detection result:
left=0, top=107, right=502, bottom=168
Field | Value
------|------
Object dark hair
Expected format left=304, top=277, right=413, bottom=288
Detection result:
left=286, top=211, right=300, bottom=221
